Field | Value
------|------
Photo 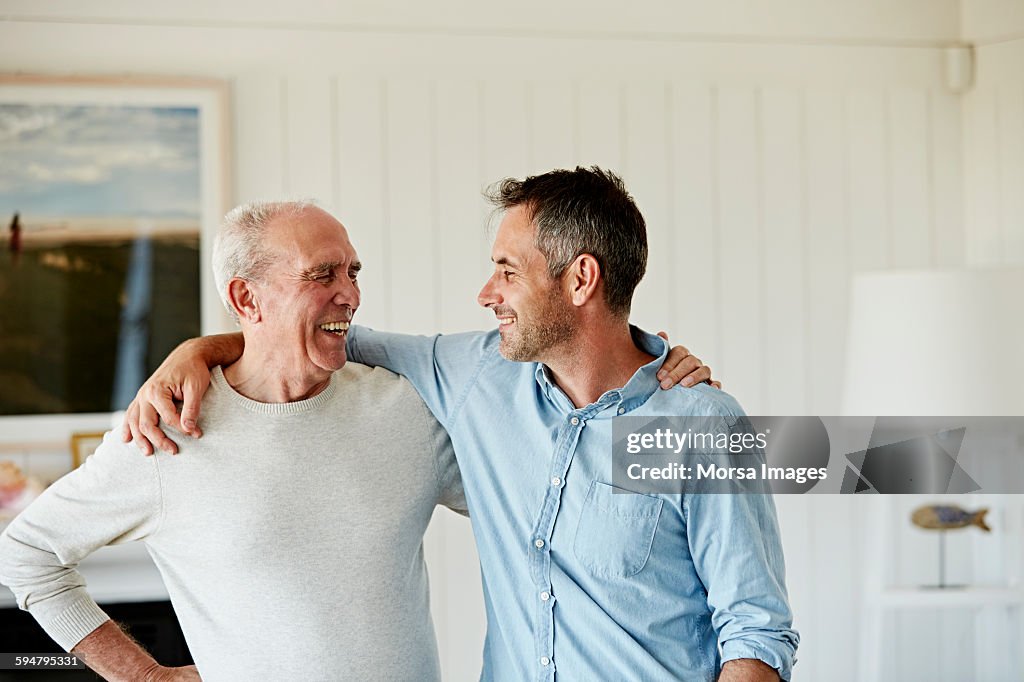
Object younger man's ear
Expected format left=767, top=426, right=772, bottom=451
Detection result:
left=567, top=254, right=601, bottom=308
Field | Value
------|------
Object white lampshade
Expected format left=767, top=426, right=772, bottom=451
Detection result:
left=843, top=268, right=1024, bottom=416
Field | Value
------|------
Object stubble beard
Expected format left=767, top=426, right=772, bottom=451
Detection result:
left=499, top=288, right=575, bottom=363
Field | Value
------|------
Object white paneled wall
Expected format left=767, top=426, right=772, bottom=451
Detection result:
left=4, top=2, right=1018, bottom=679
left=205, top=73, right=970, bottom=681
left=965, top=38, right=1024, bottom=267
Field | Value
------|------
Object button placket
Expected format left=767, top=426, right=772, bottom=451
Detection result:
left=529, top=412, right=587, bottom=682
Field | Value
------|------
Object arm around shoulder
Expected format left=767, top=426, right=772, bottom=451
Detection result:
left=123, top=333, right=243, bottom=454
left=348, top=325, right=497, bottom=425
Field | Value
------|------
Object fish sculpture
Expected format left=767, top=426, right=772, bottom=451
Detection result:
left=911, top=505, right=991, bottom=532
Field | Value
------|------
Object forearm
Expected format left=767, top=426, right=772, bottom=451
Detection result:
left=72, top=620, right=164, bottom=682
left=719, top=658, right=781, bottom=681
left=180, top=332, right=243, bottom=369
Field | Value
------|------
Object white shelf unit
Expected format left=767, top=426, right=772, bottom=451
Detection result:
left=858, top=495, right=1024, bottom=682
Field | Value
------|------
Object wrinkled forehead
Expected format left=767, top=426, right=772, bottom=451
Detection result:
left=267, top=208, right=359, bottom=266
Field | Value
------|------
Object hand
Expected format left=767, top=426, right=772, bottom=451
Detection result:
left=655, top=331, right=721, bottom=390
left=121, top=340, right=212, bottom=455
left=145, top=664, right=202, bottom=682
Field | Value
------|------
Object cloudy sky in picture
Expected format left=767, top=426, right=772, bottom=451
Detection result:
left=0, top=104, right=200, bottom=220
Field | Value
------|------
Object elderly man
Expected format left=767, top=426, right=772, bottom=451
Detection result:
left=0, top=202, right=466, bottom=681
left=126, top=167, right=796, bottom=681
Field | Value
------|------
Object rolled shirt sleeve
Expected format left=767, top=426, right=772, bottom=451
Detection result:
left=683, top=462, right=799, bottom=680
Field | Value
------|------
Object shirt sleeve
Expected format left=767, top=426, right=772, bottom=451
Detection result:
left=0, top=429, right=163, bottom=651
left=682, top=413, right=800, bottom=681
left=419, top=399, right=469, bottom=517
left=347, top=325, right=496, bottom=428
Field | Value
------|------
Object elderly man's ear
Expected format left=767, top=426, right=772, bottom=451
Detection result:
left=227, top=278, right=261, bottom=323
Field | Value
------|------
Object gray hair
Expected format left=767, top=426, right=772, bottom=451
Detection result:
left=485, top=166, right=647, bottom=318
left=212, top=200, right=318, bottom=321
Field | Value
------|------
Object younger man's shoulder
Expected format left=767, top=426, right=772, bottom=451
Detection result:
left=659, top=381, right=748, bottom=419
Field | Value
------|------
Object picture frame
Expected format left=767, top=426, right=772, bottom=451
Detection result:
left=0, top=74, right=232, bottom=422
left=70, top=431, right=107, bottom=469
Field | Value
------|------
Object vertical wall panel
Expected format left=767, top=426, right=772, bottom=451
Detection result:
left=888, top=89, right=932, bottom=268
left=803, top=91, right=858, bottom=678
left=336, top=78, right=390, bottom=330
left=435, top=80, right=490, bottom=332
left=930, top=90, right=964, bottom=268
left=385, top=80, right=437, bottom=334
left=997, top=84, right=1024, bottom=263
left=530, top=81, right=576, bottom=173
left=760, top=88, right=813, bottom=674
left=623, top=82, right=672, bottom=339
left=716, top=87, right=763, bottom=412
left=670, top=85, right=720, bottom=372
left=847, top=90, right=889, bottom=272
left=577, top=80, right=624, bottom=173
left=233, top=74, right=286, bottom=203
left=964, top=87, right=1002, bottom=266
left=760, top=88, right=807, bottom=416
left=284, top=75, right=335, bottom=206
left=480, top=81, right=530, bottom=199
left=804, top=91, right=847, bottom=415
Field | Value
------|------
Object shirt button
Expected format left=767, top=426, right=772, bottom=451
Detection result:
left=540, top=656, right=551, bottom=666
left=617, top=407, right=626, bottom=415
left=540, top=591, right=550, bottom=601
left=534, top=539, right=545, bottom=549
left=550, top=476, right=561, bottom=486
left=570, top=417, right=580, bottom=426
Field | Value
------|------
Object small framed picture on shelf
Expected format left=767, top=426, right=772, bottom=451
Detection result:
left=71, top=431, right=107, bottom=469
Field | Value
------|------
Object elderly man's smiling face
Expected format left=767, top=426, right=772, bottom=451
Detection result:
left=252, top=207, right=361, bottom=379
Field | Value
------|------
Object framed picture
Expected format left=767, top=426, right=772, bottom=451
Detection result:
left=0, top=75, right=231, bottom=418
left=70, top=431, right=106, bottom=469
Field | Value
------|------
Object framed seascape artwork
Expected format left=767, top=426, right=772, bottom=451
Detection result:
left=0, top=75, right=230, bottom=418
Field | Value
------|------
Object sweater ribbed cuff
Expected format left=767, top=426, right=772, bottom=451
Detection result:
left=44, top=596, right=111, bottom=651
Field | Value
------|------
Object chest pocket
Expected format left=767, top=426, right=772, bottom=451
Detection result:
left=573, top=481, right=663, bottom=578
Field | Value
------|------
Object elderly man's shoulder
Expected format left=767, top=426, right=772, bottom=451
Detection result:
left=337, top=362, right=425, bottom=406
left=73, top=425, right=161, bottom=477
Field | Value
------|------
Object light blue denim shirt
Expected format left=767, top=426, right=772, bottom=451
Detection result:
left=348, top=326, right=798, bottom=681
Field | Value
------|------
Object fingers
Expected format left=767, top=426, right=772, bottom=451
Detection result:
left=683, top=364, right=712, bottom=387
left=130, top=401, right=155, bottom=456
left=152, top=390, right=184, bottom=433
left=657, top=344, right=693, bottom=388
left=657, top=330, right=669, bottom=341
left=179, top=379, right=204, bottom=438
left=121, top=400, right=138, bottom=443
left=710, top=380, right=722, bottom=390
left=138, top=401, right=180, bottom=456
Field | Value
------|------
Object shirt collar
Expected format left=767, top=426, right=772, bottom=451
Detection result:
left=532, top=326, right=667, bottom=417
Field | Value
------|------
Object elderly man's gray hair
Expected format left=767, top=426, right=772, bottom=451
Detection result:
left=212, top=200, right=318, bottom=322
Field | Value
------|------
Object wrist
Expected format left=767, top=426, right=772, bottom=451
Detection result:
left=178, top=335, right=226, bottom=370
left=142, top=663, right=175, bottom=682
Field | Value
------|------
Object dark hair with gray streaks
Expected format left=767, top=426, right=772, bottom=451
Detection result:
left=212, top=200, right=317, bottom=322
left=485, top=166, right=647, bottom=318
